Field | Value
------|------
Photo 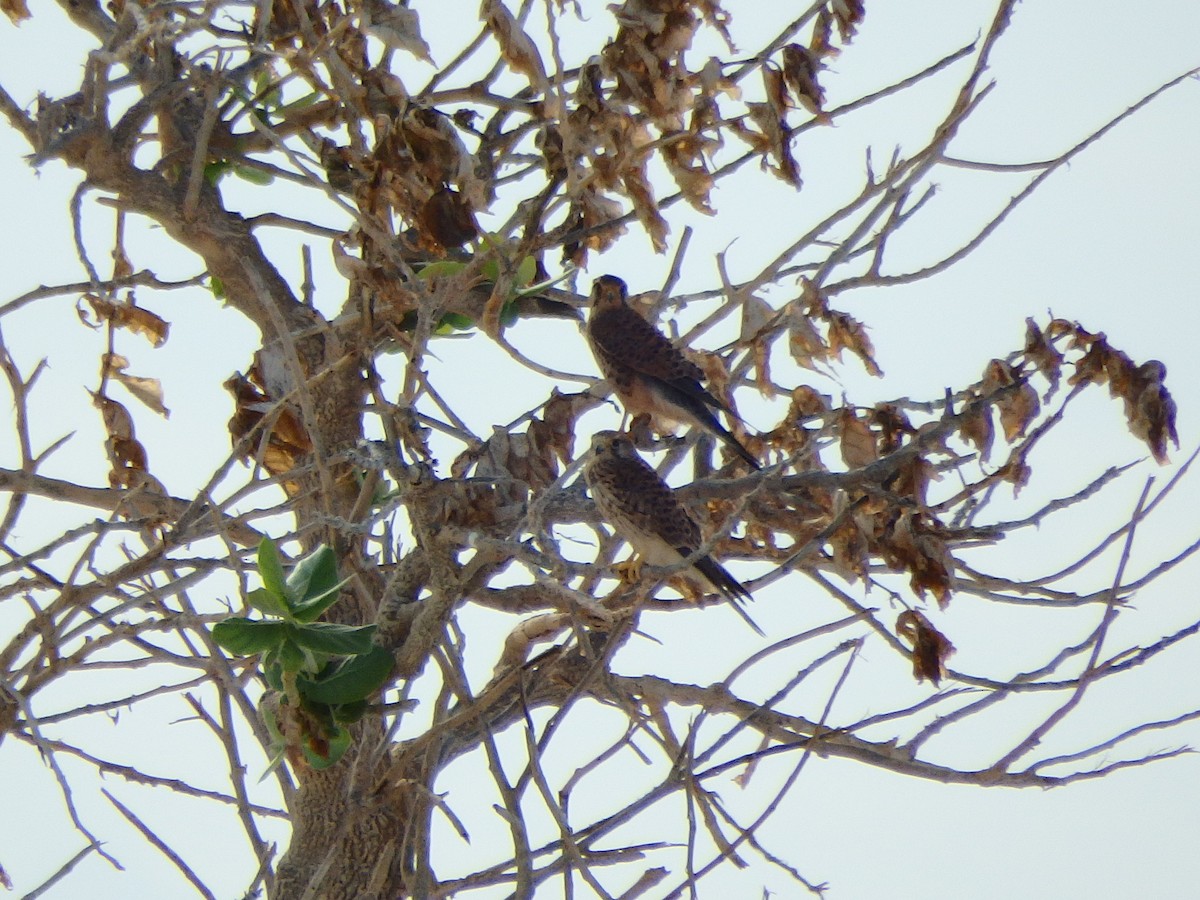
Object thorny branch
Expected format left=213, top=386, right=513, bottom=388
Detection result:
left=0, top=0, right=1197, bottom=897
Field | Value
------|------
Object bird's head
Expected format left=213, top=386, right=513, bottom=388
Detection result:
left=590, top=274, right=628, bottom=311
left=588, top=429, right=637, bottom=462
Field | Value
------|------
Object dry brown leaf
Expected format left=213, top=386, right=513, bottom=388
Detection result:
left=562, top=186, right=627, bottom=266
left=364, top=0, right=433, bottom=62
left=837, top=407, right=877, bottom=469
left=537, top=390, right=593, bottom=466
left=1, top=0, right=30, bottom=24
left=418, top=187, right=479, bottom=252
left=810, top=7, right=836, bottom=57
left=695, top=351, right=737, bottom=416
left=871, top=403, right=913, bottom=454
left=663, top=146, right=715, bottom=214
left=746, top=99, right=801, bottom=188
left=115, top=373, right=169, bottom=419
left=999, top=382, right=1039, bottom=441
left=575, top=57, right=605, bottom=113
left=983, top=359, right=1039, bottom=441
left=223, top=369, right=311, bottom=475
left=697, top=55, right=741, bottom=100
left=833, top=0, right=866, bottom=42
left=623, top=166, right=669, bottom=253
left=111, top=245, right=133, bottom=281
left=828, top=516, right=868, bottom=583
left=790, top=385, right=829, bottom=420
left=481, top=0, right=549, bottom=94
left=80, top=295, right=170, bottom=347
left=896, top=609, right=955, bottom=686
left=740, top=292, right=775, bottom=395
left=466, top=427, right=537, bottom=515
left=1104, top=346, right=1137, bottom=400
left=958, top=397, right=995, bottom=460
left=828, top=312, right=882, bottom=376
left=887, top=454, right=932, bottom=508
left=888, top=512, right=954, bottom=607
left=1023, top=317, right=1062, bottom=389
left=108, top=435, right=148, bottom=478
left=103, top=353, right=169, bottom=418
left=103, top=352, right=131, bottom=375
left=497, top=612, right=569, bottom=671
left=998, top=449, right=1031, bottom=495
left=781, top=44, right=826, bottom=117
left=91, top=391, right=137, bottom=442
left=1069, top=332, right=1112, bottom=387
left=763, top=62, right=789, bottom=116
left=786, top=302, right=829, bottom=370
left=1045, top=317, right=1082, bottom=342
left=1125, top=361, right=1179, bottom=463
left=764, top=386, right=827, bottom=456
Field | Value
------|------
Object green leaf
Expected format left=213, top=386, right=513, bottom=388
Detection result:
left=204, top=160, right=232, bottom=186
left=263, top=657, right=284, bottom=691
left=274, top=91, right=321, bottom=114
left=285, top=545, right=337, bottom=603
left=290, top=579, right=350, bottom=622
left=258, top=747, right=288, bottom=783
left=257, top=538, right=288, bottom=607
left=513, top=266, right=575, bottom=300
left=499, top=300, right=519, bottom=328
left=213, top=618, right=289, bottom=656
left=298, top=645, right=393, bottom=706
left=290, top=622, right=376, bottom=656
left=247, top=586, right=290, bottom=619
left=253, top=69, right=282, bottom=109
left=331, top=700, right=370, bottom=724
left=417, top=260, right=468, bottom=281
left=437, top=312, right=476, bottom=331
left=370, top=475, right=398, bottom=507
left=287, top=545, right=350, bottom=622
left=233, top=165, right=275, bottom=186
left=303, top=722, right=351, bottom=769
left=276, top=636, right=311, bottom=673
left=210, top=276, right=226, bottom=300
left=261, top=702, right=284, bottom=743
left=514, top=254, right=537, bottom=287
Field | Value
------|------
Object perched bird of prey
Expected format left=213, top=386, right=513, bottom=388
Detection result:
left=586, top=274, right=761, bottom=470
left=584, top=430, right=761, bottom=634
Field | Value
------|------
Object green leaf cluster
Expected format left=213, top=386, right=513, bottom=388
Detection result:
left=403, top=244, right=544, bottom=336
left=213, top=538, right=394, bottom=769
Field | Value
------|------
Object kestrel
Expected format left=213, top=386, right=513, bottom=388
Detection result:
left=584, top=430, right=761, bottom=634
left=586, top=274, right=761, bottom=470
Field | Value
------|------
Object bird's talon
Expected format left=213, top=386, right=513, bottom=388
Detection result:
left=614, top=558, right=644, bottom=583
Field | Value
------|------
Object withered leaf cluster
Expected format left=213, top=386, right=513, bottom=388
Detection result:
left=79, top=294, right=170, bottom=348
left=957, top=319, right=1179, bottom=467
left=1052, top=320, right=1179, bottom=463
left=224, top=362, right=312, bottom=482
left=77, top=294, right=171, bottom=499
left=449, top=390, right=595, bottom=533
left=896, top=609, right=955, bottom=686
left=712, top=307, right=1181, bottom=622
left=731, top=278, right=883, bottom=399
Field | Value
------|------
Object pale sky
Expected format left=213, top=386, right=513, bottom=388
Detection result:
left=1, top=1, right=1199, bottom=897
